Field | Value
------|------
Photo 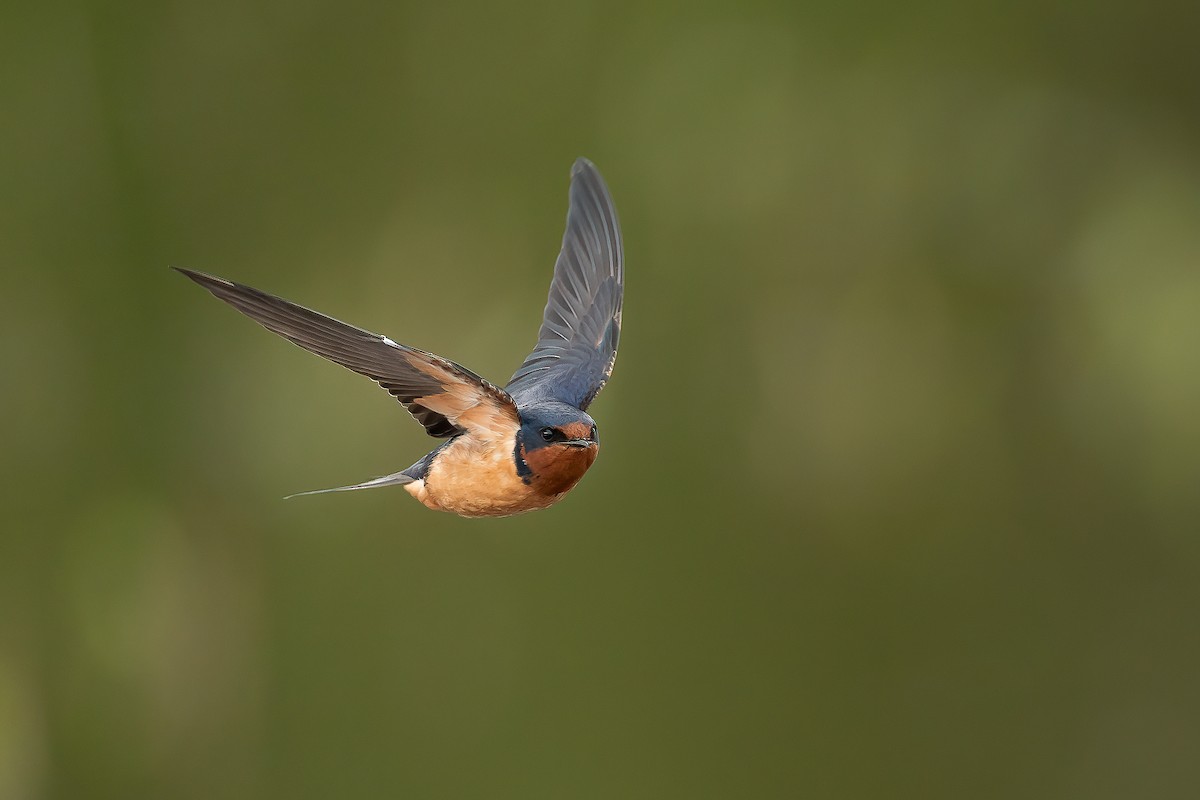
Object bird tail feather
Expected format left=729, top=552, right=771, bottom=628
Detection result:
left=284, top=470, right=415, bottom=499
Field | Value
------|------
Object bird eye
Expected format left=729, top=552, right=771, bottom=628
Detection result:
left=590, top=425, right=597, bottom=441
left=540, top=427, right=555, bottom=442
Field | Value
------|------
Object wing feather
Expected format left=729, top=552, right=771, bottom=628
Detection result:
left=505, top=158, right=623, bottom=410
left=176, top=268, right=518, bottom=439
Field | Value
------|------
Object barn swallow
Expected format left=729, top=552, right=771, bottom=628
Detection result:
left=176, top=158, right=622, bottom=518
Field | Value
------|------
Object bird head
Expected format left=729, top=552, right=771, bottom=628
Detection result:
left=516, top=402, right=600, bottom=494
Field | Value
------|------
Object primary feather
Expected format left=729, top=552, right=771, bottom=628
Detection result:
left=173, top=268, right=519, bottom=440
left=506, top=158, right=624, bottom=411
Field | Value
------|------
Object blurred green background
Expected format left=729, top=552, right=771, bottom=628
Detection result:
left=3, top=1, right=1200, bottom=798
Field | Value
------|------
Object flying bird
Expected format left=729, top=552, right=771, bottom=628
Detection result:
left=177, top=158, right=622, bottom=517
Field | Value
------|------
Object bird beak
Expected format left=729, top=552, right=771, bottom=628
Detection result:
left=561, top=438, right=595, bottom=449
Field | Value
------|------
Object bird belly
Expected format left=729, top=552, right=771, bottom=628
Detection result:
left=417, top=434, right=561, bottom=518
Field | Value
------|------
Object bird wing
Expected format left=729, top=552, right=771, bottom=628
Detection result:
left=176, top=268, right=519, bottom=439
left=505, top=158, right=623, bottom=410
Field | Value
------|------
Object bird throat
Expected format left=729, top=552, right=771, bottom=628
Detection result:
left=517, top=439, right=598, bottom=496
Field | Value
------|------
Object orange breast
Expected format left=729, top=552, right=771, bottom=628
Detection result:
left=414, top=434, right=550, bottom=517
left=408, top=433, right=600, bottom=518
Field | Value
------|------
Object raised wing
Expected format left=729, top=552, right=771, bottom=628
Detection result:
left=505, top=158, right=623, bottom=410
left=176, top=268, right=518, bottom=439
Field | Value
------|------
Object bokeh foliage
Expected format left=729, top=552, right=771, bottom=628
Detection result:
left=2, top=1, right=1199, bottom=798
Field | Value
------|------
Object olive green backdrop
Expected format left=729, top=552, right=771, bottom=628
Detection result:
left=3, top=1, right=1199, bottom=798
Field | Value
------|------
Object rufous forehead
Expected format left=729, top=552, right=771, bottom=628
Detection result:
left=561, top=421, right=592, bottom=440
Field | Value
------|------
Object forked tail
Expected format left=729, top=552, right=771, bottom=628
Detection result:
left=284, top=471, right=415, bottom=499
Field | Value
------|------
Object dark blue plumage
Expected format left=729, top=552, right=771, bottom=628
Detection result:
left=506, top=159, right=623, bottom=410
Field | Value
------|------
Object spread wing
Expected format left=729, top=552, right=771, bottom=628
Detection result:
left=175, top=268, right=519, bottom=439
left=505, top=158, right=623, bottom=410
